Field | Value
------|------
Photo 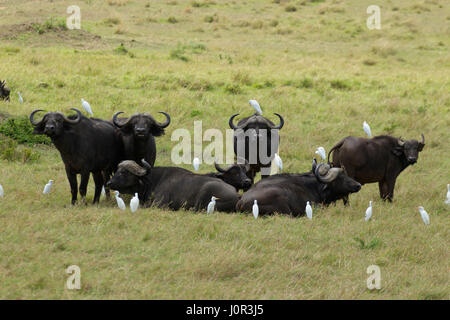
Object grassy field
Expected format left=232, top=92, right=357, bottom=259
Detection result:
left=0, top=0, right=449, bottom=299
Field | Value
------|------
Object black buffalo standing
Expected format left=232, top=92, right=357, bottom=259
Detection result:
left=328, top=134, right=425, bottom=201
left=112, top=111, right=170, bottom=167
left=228, top=112, right=284, bottom=180
left=30, top=108, right=124, bottom=204
left=236, top=160, right=361, bottom=216
left=107, top=160, right=241, bottom=212
left=0, top=80, right=10, bottom=101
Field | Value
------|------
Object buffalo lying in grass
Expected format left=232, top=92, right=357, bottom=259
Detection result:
left=30, top=108, right=124, bottom=204
left=328, top=134, right=425, bottom=202
left=236, top=160, right=361, bottom=217
left=204, top=160, right=253, bottom=191
left=106, top=160, right=241, bottom=212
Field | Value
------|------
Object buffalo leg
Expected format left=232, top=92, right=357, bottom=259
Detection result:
left=92, top=172, right=104, bottom=204
left=385, top=178, right=396, bottom=202
left=79, top=171, right=90, bottom=204
left=65, top=166, right=78, bottom=205
left=379, top=180, right=391, bottom=202
left=342, top=195, right=349, bottom=206
left=102, top=171, right=111, bottom=200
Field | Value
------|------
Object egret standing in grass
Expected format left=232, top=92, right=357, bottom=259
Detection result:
left=315, top=147, right=326, bottom=161
left=365, top=201, right=373, bottom=221
left=0, top=183, right=4, bottom=198
left=114, top=191, right=126, bottom=211
left=445, top=184, right=450, bottom=204
left=363, top=121, right=372, bottom=138
left=306, top=201, right=313, bottom=219
left=207, top=196, right=218, bottom=214
left=81, top=98, right=93, bottom=116
left=249, top=99, right=263, bottom=115
left=42, top=180, right=53, bottom=194
left=130, top=193, right=139, bottom=213
left=418, top=206, right=430, bottom=225
left=252, top=200, right=259, bottom=219
left=17, top=92, right=23, bottom=104
left=274, top=153, right=283, bottom=171
left=193, top=157, right=200, bottom=171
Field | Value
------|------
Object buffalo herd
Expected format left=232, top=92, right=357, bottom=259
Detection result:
left=28, top=107, right=425, bottom=217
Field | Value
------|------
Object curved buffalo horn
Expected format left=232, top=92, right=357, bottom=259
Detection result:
left=228, top=113, right=242, bottom=130
left=315, top=163, right=342, bottom=183
left=29, top=109, right=47, bottom=126
left=62, top=108, right=82, bottom=124
left=112, top=111, right=132, bottom=128
left=240, top=157, right=250, bottom=171
left=214, top=161, right=226, bottom=173
left=141, top=158, right=152, bottom=172
left=269, top=113, right=284, bottom=130
left=312, top=158, right=318, bottom=172
left=120, top=160, right=147, bottom=176
left=155, top=112, right=171, bottom=128
left=420, top=133, right=425, bottom=145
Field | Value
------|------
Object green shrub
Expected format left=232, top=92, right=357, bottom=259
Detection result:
left=0, top=135, right=41, bottom=163
left=0, top=116, right=51, bottom=145
left=224, top=83, right=242, bottom=95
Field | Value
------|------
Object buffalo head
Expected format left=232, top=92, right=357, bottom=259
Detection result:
left=112, top=111, right=170, bottom=140
left=393, top=134, right=425, bottom=164
left=229, top=112, right=284, bottom=142
left=312, top=159, right=361, bottom=201
left=0, top=80, right=10, bottom=101
left=30, top=108, right=82, bottom=138
left=106, top=159, right=151, bottom=193
left=214, top=159, right=253, bottom=191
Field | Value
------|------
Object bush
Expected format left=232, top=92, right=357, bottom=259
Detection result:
left=0, top=116, right=51, bottom=145
left=224, top=83, right=242, bottom=95
left=0, top=135, right=40, bottom=163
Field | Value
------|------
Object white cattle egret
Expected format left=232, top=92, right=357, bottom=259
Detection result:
left=193, top=157, right=200, bottom=171
left=274, top=153, right=283, bottom=171
left=130, top=193, right=139, bottom=213
left=42, top=180, right=54, bottom=194
left=365, top=201, right=373, bottom=221
left=81, top=98, right=93, bottom=116
left=207, top=196, right=218, bottom=214
left=363, top=121, right=372, bottom=138
left=101, top=186, right=106, bottom=197
left=315, top=147, right=326, bottom=161
left=445, top=184, right=450, bottom=204
left=305, top=201, right=312, bottom=219
left=114, top=191, right=126, bottom=211
left=249, top=99, right=263, bottom=115
left=0, top=183, right=4, bottom=198
left=418, top=206, right=430, bottom=225
left=17, top=92, right=23, bottom=104
left=252, top=200, right=259, bottom=219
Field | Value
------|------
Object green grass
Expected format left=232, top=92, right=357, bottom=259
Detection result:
left=0, top=0, right=449, bottom=299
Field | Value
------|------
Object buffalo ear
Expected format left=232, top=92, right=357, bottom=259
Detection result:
left=150, top=124, right=165, bottom=137
left=418, top=143, right=425, bottom=152
left=392, top=146, right=403, bottom=157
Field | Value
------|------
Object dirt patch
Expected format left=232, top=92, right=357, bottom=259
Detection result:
left=0, top=23, right=105, bottom=49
